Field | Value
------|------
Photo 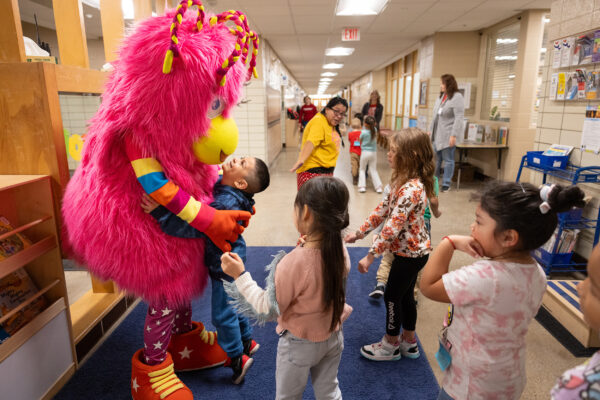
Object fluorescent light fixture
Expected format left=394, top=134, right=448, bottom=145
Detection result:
left=336, top=0, right=388, bottom=16
left=320, top=78, right=333, bottom=82
left=496, top=38, right=518, bottom=44
left=82, top=0, right=100, bottom=7
left=495, top=56, right=517, bottom=61
left=321, top=72, right=338, bottom=77
left=325, top=47, right=355, bottom=56
left=323, top=63, right=344, bottom=69
left=122, top=0, right=134, bottom=19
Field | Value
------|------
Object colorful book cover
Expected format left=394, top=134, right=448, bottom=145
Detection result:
left=586, top=71, right=599, bottom=100
left=573, top=33, right=594, bottom=65
left=467, top=123, right=478, bottom=142
left=556, top=72, right=566, bottom=100
left=497, top=127, right=509, bottom=145
left=593, top=30, right=600, bottom=63
left=543, top=144, right=574, bottom=156
left=566, top=72, right=578, bottom=100
left=0, top=269, right=47, bottom=336
left=576, top=69, right=587, bottom=99
left=0, top=216, right=31, bottom=260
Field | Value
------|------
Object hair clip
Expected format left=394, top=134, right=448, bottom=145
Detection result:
left=539, top=184, right=555, bottom=214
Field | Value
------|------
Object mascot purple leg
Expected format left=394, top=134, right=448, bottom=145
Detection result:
left=61, top=2, right=260, bottom=399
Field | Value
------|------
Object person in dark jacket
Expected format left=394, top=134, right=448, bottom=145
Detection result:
left=361, top=90, right=384, bottom=132
left=142, top=156, right=270, bottom=384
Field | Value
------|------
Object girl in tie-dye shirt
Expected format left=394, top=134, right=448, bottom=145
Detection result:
left=551, top=243, right=600, bottom=400
left=421, top=182, right=586, bottom=400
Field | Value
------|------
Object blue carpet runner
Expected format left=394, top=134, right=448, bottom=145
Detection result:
left=56, top=246, right=440, bottom=399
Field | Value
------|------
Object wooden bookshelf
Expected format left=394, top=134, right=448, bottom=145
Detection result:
left=0, top=175, right=76, bottom=399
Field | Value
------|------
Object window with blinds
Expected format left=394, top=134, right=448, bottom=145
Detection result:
left=481, top=21, right=521, bottom=122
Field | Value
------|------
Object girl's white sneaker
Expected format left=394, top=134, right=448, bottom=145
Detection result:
left=360, top=336, right=401, bottom=361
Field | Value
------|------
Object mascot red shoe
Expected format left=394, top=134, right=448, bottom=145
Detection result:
left=61, top=2, right=259, bottom=398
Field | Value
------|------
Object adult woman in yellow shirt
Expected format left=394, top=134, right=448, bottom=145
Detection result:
left=290, top=96, right=349, bottom=189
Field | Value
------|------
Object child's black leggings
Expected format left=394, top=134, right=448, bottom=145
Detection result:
left=384, top=254, right=429, bottom=336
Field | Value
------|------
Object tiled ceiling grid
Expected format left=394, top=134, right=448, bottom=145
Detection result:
left=18, top=0, right=554, bottom=93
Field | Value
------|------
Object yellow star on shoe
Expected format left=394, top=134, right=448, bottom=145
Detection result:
left=179, top=346, right=193, bottom=359
left=132, top=377, right=140, bottom=392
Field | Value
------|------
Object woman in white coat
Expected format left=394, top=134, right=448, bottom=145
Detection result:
left=430, top=74, right=464, bottom=192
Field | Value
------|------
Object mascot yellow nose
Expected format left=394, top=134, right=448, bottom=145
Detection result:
left=192, top=116, right=239, bottom=165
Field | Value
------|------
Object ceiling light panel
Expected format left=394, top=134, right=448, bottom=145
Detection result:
left=323, top=63, right=344, bottom=69
left=325, top=47, right=355, bottom=56
left=321, top=72, right=338, bottom=77
left=336, top=0, right=388, bottom=16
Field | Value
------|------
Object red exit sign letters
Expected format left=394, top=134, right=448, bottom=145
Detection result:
left=342, top=28, right=360, bottom=41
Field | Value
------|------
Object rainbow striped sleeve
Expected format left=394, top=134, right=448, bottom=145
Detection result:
left=125, top=137, right=214, bottom=232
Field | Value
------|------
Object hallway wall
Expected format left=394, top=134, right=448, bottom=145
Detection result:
left=532, top=0, right=600, bottom=258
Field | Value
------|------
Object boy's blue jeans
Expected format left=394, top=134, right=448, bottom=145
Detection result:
left=211, top=278, right=252, bottom=358
left=435, top=146, right=456, bottom=189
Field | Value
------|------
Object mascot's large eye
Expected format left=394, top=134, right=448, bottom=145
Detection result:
left=207, top=96, right=225, bottom=119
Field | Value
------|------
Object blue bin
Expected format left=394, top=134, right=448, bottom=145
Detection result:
left=526, top=151, right=568, bottom=170
left=558, top=208, right=584, bottom=222
left=533, top=248, right=572, bottom=266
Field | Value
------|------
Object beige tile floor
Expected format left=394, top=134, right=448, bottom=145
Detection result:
left=65, top=144, right=583, bottom=398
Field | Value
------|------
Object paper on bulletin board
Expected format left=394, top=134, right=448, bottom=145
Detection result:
left=549, top=73, right=558, bottom=100
left=557, top=73, right=566, bottom=100
left=561, top=37, right=574, bottom=67
left=581, top=107, right=600, bottom=153
left=552, top=40, right=561, bottom=68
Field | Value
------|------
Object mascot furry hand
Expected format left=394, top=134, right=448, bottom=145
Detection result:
left=62, top=2, right=259, bottom=399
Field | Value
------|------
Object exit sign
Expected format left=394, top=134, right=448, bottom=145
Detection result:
left=342, top=28, right=360, bottom=41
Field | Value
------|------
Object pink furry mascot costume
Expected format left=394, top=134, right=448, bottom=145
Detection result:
left=61, top=2, right=259, bottom=399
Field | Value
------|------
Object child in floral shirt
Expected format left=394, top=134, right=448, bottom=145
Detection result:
left=345, top=128, right=433, bottom=361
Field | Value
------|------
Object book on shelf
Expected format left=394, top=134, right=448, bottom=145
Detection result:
left=467, top=123, right=478, bottom=142
left=484, top=125, right=498, bottom=144
left=561, top=37, right=574, bottom=67
left=0, top=216, right=46, bottom=343
left=573, top=33, right=594, bottom=65
left=557, top=72, right=566, bottom=100
left=552, top=40, right=561, bottom=68
left=541, top=228, right=579, bottom=254
left=0, top=216, right=32, bottom=260
left=497, top=127, right=509, bottom=145
left=565, top=72, right=579, bottom=100
left=586, top=71, right=600, bottom=100
left=0, top=269, right=48, bottom=342
left=549, top=73, right=558, bottom=100
left=593, top=30, right=600, bottom=63
left=543, top=144, right=574, bottom=157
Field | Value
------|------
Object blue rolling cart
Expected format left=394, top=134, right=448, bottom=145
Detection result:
left=516, top=152, right=600, bottom=275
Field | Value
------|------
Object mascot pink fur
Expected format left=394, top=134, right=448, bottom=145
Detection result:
left=61, top=2, right=259, bottom=399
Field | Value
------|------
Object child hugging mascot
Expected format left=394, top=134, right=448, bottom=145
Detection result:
left=61, top=2, right=259, bottom=399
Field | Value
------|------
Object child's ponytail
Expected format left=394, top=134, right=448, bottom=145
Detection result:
left=294, top=177, right=349, bottom=332
left=477, top=182, right=586, bottom=251
left=364, top=116, right=377, bottom=142
left=546, top=185, right=587, bottom=213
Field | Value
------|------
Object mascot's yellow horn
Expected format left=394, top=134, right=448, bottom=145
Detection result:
left=192, top=116, right=239, bottom=165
